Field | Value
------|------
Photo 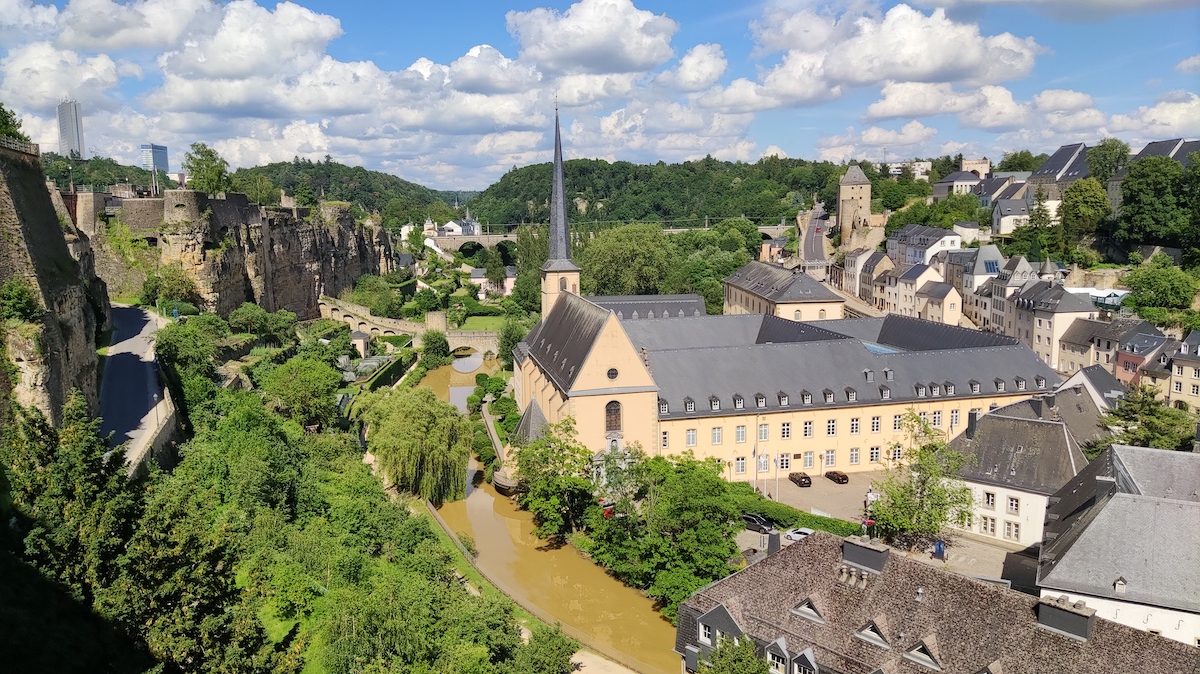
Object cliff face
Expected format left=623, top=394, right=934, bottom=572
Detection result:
left=146, top=192, right=394, bottom=319
left=0, top=147, right=108, bottom=424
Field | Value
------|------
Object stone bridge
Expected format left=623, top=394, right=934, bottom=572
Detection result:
left=318, top=297, right=500, bottom=354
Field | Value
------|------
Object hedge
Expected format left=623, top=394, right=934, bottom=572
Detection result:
left=728, top=482, right=861, bottom=537
left=364, top=350, right=416, bottom=391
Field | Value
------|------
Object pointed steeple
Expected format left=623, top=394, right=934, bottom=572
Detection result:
left=543, top=110, right=579, bottom=271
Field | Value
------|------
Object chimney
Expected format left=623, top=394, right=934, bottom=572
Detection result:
left=1044, top=393, right=1056, bottom=412
left=842, top=536, right=890, bottom=574
left=1030, top=397, right=1043, bottom=419
left=1037, top=595, right=1096, bottom=641
left=767, top=532, right=781, bottom=556
left=966, top=410, right=979, bottom=439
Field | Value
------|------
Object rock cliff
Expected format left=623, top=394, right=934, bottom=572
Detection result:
left=0, top=146, right=109, bottom=424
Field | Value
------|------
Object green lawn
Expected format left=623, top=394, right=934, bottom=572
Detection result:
left=460, top=316, right=507, bottom=331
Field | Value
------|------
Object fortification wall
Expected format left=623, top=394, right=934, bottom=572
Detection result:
left=118, top=197, right=165, bottom=234
left=0, top=147, right=107, bottom=423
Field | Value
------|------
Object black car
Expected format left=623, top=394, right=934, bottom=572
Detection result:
left=788, top=472, right=812, bottom=487
left=825, top=470, right=849, bottom=484
left=742, top=513, right=773, bottom=533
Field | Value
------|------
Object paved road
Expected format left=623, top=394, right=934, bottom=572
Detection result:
left=99, top=305, right=163, bottom=450
left=801, top=222, right=828, bottom=263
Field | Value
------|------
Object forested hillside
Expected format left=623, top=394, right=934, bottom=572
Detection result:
left=40, top=152, right=177, bottom=190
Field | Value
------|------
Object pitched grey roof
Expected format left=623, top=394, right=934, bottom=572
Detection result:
left=511, top=398, right=548, bottom=445
left=1032, top=143, right=1087, bottom=180
left=1177, top=140, right=1200, bottom=167
left=859, top=250, right=889, bottom=274
left=519, top=293, right=610, bottom=392
left=972, top=177, right=1010, bottom=197
left=916, top=281, right=954, bottom=299
left=586, top=294, right=706, bottom=319
left=1039, top=446, right=1200, bottom=615
left=897, top=263, right=931, bottom=281
left=873, top=314, right=1018, bottom=350
left=937, top=170, right=983, bottom=184
left=723, top=261, right=844, bottom=304
left=1060, top=317, right=1160, bottom=346
left=968, top=245, right=1005, bottom=274
left=1134, top=138, right=1184, bottom=159
left=650, top=340, right=1058, bottom=420
left=1012, top=281, right=1094, bottom=314
left=839, top=164, right=870, bottom=185
left=995, top=198, right=1029, bottom=217
left=952, top=219, right=979, bottom=229
left=621, top=313, right=848, bottom=353
left=995, top=182, right=1026, bottom=200
left=951, top=395, right=1091, bottom=496
left=891, top=223, right=956, bottom=244
left=395, top=253, right=414, bottom=267
left=677, top=532, right=1200, bottom=674
left=1075, top=364, right=1125, bottom=402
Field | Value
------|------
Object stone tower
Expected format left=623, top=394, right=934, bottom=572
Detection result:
left=541, top=111, right=580, bottom=316
left=837, top=164, right=871, bottom=235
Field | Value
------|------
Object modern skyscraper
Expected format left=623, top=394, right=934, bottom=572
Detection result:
left=56, top=99, right=85, bottom=158
left=140, top=144, right=168, bottom=173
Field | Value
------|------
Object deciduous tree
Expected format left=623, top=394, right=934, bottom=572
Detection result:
left=261, top=355, right=342, bottom=426
left=182, top=142, right=232, bottom=194
left=0, top=101, right=29, bottom=142
left=513, top=419, right=594, bottom=538
left=1086, top=137, right=1130, bottom=184
left=1118, top=156, right=1189, bottom=247
left=1123, top=253, right=1198, bottom=311
left=580, top=224, right=673, bottom=296
left=699, top=636, right=769, bottom=674
left=1059, top=177, right=1111, bottom=240
left=1093, top=384, right=1198, bottom=454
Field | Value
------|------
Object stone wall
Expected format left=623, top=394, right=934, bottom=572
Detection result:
left=117, top=197, right=165, bottom=234
left=0, top=146, right=109, bottom=423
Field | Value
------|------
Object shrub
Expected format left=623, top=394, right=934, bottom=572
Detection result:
left=0, top=278, right=41, bottom=322
left=727, top=482, right=861, bottom=536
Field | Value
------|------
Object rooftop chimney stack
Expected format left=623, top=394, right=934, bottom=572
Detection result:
left=966, top=410, right=979, bottom=439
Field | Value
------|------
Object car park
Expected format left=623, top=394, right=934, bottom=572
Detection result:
left=784, top=527, right=815, bottom=541
left=741, top=513, right=773, bottom=533
left=825, top=470, right=849, bottom=484
left=788, top=472, right=812, bottom=487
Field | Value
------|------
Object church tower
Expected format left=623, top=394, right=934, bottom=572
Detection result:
left=541, top=111, right=581, bottom=316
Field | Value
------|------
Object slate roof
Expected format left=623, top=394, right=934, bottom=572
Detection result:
left=1000, top=387, right=1110, bottom=448
left=650, top=340, right=1058, bottom=420
left=1073, top=365, right=1126, bottom=403
left=1178, top=140, right=1200, bottom=166
left=1032, top=143, right=1087, bottom=180
left=839, top=164, right=870, bottom=185
left=1135, top=138, right=1185, bottom=159
left=586, top=294, right=706, bottom=319
left=395, top=253, right=415, bottom=267
left=915, top=281, right=955, bottom=299
left=519, top=293, right=611, bottom=392
left=969, top=245, right=1006, bottom=274
left=621, top=313, right=848, bottom=353
left=872, top=314, right=1018, bottom=350
left=890, top=223, right=956, bottom=244
left=543, top=111, right=579, bottom=272
left=952, top=220, right=979, bottom=229
left=1039, top=445, right=1200, bottom=615
left=677, top=532, right=1200, bottom=674
left=470, top=265, right=517, bottom=279
left=972, top=177, right=1010, bottom=198
left=995, top=198, right=1029, bottom=218
left=511, top=398, right=549, bottom=444
left=723, top=261, right=844, bottom=304
left=1011, top=281, right=1094, bottom=314
left=859, top=250, right=889, bottom=274
left=897, top=263, right=932, bottom=281
left=936, top=170, right=983, bottom=184
left=995, top=182, right=1027, bottom=200
left=951, top=394, right=1092, bottom=496
left=1060, top=317, right=1161, bottom=346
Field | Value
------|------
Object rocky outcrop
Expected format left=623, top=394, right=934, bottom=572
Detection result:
left=133, top=191, right=394, bottom=319
left=0, top=147, right=108, bottom=424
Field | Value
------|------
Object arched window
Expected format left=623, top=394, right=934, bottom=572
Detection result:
left=819, top=309, right=827, bottom=319
left=559, top=277, right=567, bottom=291
left=605, top=401, right=622, bottom=432
left=794, top=310, right=801, bottom=320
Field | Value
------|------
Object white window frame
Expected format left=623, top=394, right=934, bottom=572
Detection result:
left=781, top=422, right=792, bottom=440
left=871, top=416, right=881, bottom=433
left=932, top=411, right=941, bottom=427
left=803, top=421, right=813, bottom=438
left=826, top=419, right=837, bottom=436
left=759, top=424, right=769, bottom=441
left=850, top=447, right=860, bottom=465
left=736, top=425, right=747, bottom=443
left=758, top=454, right=770, bottom=473
left=779, top=454, right=791, bottom=470
left=950, top=409, right=959, bottom=427
left=735, top=457, right=746, bottom=474
left=869, top=446, right=881, bottom=463
left=699, top=622, right=712, bottom=644
left=685, top=400, right=695, bottom=412
left=850, top=417, right=860, bottom=434
left=712, top=427, right=723, bottom=445
left=893, top=415, right=903, bottom=431
left=659, top=401, right=668, bottom=414
left=661, top=431, right=669, bottom=448
left=686, top=429, right=697, bottom=447
left=824, top=450, right=836, bottom=467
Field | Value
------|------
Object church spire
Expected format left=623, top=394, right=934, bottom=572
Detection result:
left=543, top=110, right=579, bottom=271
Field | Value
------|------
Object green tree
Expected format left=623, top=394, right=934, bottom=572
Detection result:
left=230, top=171, right=277, bottom=204
left=485, top=247, right=507, bottom=288
left=415, top=288, right=441, bottom=313
left=182, top=142, right=232, bottom=194
left=1086, top=137, right=1131, bottom=185
left=498, top=320, right=527, bottom=370
left=1092, top=384, right=1198, bottom=454
left=513, top=419, right=594, bottom=538
left=0, top=278, right=41, bottom=321
left=1029, top=186, right=1052, bottom=229
left=228, top=302, right=269, bottom=335
left=294, top=179, right=317, bottom=207
left=0, top=101, right=29, bottom=142
left=1119, top=156, right=1189, bottom=247
left=580, top=224, right=673, bottom=296
left=261, top=355, right=342, bottom=426
left=514, top=624, right=577, bottom=674
left=1059, top=177, right=1111, bottom=240
left=1123, top=253, right=1198, bottom=311
left=699, top=636, right=769, bottom=674
left=515, top=225, right=548, bottom=275
left=869, top=415, right=973, bottom=549
left=422, top=329, right=450, bottom=360
left=510, top=274, right=541, bottom=314
left=881, top=181, right=908, bottom=211
left=359, top=386, right=472, bottom=505
left=995, top=150, right=1049, bottom=172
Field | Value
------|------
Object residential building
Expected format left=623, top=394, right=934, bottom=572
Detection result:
left=915, top=282, right=961, bottom=325
left=885, top=224, right=961, bottom=265
left=972, top=175, right=1013, bottom=209
left=1137, top=336, right=1180, bottom=396
left=960, top=157, right=992, bottom=178
left=1058, top=317, right=1162, bottom=374
left=857, top=251, right=892, bottom=308
left=1107, top=138, right=1200, bottom=214
left=881, top=264, right=941, bottom=317
left=949, top=389, right=1103, bottom=548
left=836, top=248, right=871, bottom=298
left=931, top=171, right=981, bottom=202
left=1039, top=445, right=1200, bottom=646
left=935, top=245, right=1004, bottom=327
left=991, top=198, right=1029, bottom=237
left=1028, top=142, right=1090, bottom=200
left=982, top=256, right=1065, bottom=336
left=886, top=160, right=931, bottom=181
left=1056, top=364, right=1126, bottom=412
left=951, top=220, right=984, bottom=244
left=471, top=265, right=517, bottom=298
left=139, top=143, right=168, bottom=173
left=1115, top=332, right=1171, bottom=386
left=56, top=99, right=85, bottom=158
left=1164, top=330, right=1200, bottom=410
left=675, top=533, right=1200, bottom=674
left=723, top=261, right=845, bottom=321
left=760, top=236, right=790, bottom=263
left=837, top=164, right=872, bottom=233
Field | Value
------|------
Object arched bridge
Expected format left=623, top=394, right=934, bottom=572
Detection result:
left=431, top=223, right=794, bottom=252
left=319, top=297, right=500, bottom=354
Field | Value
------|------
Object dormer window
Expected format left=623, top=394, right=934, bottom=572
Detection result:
left=995, top=379, right=1006, bottom=393
left=1035, top=376, right=1046, bottom=389
left=854, top=622, right=890, bottom=649
left=970, top=380, right=981, bottom=394
left=880, top=386, right=891, bottom=400
left=685, top=398, right=695, bottom=413
left=945, top=383, right=955, bottom=395
left=846, top=388, right=857, bottom=402
left=790, top=599, right=824, bottom=624
left=710, top=396, right=720, bottom=411
left=1016, top=377, right=1026, bottom=391
left=884, top=368, right=894, bottom=381
left=823, top=389, right=835, bottom=403
left=916, top=385, right=927, bottom=398
left=802, top=391, right=812, bottom=405
left=931, top=384, right=940, bottom=396
left=778, top=392, right=789, bottom=406
left=903, top=641, right=942, bottom=671
left=734, top=394, right=744, bottom=410
left=659, top=400, right=669, bottom=415
left=756, top=394, right=766, bottom=408
left=864, top=369, right=875, bottom=383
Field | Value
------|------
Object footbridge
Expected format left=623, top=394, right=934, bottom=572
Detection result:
left=318, top=297, right=500, bottom=354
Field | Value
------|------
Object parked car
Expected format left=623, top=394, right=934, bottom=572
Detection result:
left=788, top=472, right=812, bottom=487
left=784, top=527, right=815, bottom=541
left=741, top=513, right=773, bottom=533
left=825, top=470, right=849, bottom=484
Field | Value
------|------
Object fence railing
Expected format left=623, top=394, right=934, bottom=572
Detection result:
left=0, top=135, right=39, bottom=156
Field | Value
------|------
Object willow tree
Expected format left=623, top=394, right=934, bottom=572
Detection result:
left=360, top=386, right=471, bottom=505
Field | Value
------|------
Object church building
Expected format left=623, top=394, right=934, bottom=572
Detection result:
left=512, top=117, right=1061, bottom=481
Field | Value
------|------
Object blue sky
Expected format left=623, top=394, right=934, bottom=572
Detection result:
left=2, top=0, right=1198, bottom=189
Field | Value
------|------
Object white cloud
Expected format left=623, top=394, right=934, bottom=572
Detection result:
left=865, top=82, right=979, bottom=119
left=1109, top=90, right=1200, bottom=139
left=760, top=145, right=788, bottom=159
left=0, top=41, right=128, bottom=111
left=0, top=0, right=58, bottom=46
left=958, top=85, right=1029, bottom=130
left=1175, top=54, right=1200, bottom=74
left=449, top=45, right=541, bottom=94
left=657, top=43, right=726, bottom=91
left=57, top=0, right=219, bottom=51
left=1032, top=88, right=1094, bottom=112
left=506, top=0, right=677, bottom=74
left=817, top=120, right=937, bottom=161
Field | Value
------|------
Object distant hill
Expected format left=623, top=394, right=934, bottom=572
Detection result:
left=40, top=152, right=178, bottom=191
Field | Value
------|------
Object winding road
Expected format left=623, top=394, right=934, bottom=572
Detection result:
left=99, top=305, right=164, bottom=452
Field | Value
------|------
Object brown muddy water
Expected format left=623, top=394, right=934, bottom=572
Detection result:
left=418, top=357, right=679, bottom=674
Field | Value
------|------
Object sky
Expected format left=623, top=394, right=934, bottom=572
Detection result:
left=2, top=0, right=1198, bottom=190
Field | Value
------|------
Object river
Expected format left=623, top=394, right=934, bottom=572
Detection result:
left=419, top=358, right=680, bottom=674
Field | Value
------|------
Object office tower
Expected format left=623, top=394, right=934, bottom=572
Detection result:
left=56, top=99, right=85, bottom=158
left=140, top=144, right=168, bottom=173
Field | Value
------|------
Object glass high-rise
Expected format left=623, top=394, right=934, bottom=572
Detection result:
left=56, top=99, right=85, bottom=158
left=140, top=144, right=168, bottom=173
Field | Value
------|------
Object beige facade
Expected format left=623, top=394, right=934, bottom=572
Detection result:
left=881, top=265, right=941, bottom=317
left=916, top=285, right=962, bottom=325
left=1018, top=307, right=1094, bottom=370
left=541, top=268, right=580, bottom=316
left=722, top=284, right=844, bottom=321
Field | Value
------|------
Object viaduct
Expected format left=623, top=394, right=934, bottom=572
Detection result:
left=430, top=223, right=795, bottom=252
